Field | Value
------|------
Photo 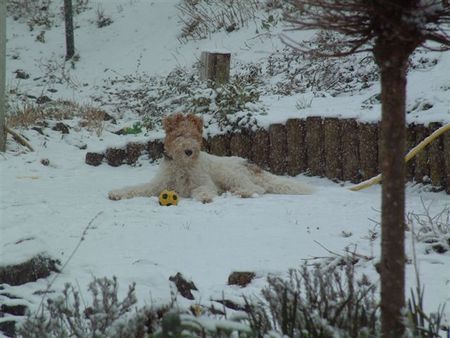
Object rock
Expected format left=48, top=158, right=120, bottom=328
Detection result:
left=105, top=148, right=127, bottom=167
left=0, top=254, right=60, bottom=286
left=52, top=122, right=70, bottom=134
left=36, top=95, right=52, bottom=104
left=227, top=271, right=255, bottom=287
left=85, top=152, right=104, bottom=166
left=31, top=126, right=45, bottom=135
left=1, top=304, right=28, bottom=316
left=40, top=158, right=50, bottom=166
left=169, top=272, right=198, bottom=300
left=14, top=69, right=30, bottom=79
left=0, top=320, right=16, bottom=338
left=102, top=112, right=116, bottom=123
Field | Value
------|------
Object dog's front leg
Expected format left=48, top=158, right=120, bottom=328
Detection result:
left=191, top=185, right=218, bottom=204
left=108, top=180, right=164, bottom=200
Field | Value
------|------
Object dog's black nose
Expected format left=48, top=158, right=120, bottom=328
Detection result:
left=185, top=149, right=193, bottom=156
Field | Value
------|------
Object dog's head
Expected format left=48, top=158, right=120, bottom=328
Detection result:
left=163, top=113, right=204, bottom=165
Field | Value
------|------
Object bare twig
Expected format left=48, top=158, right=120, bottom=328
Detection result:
left=36, top=211, right=104, bottom=313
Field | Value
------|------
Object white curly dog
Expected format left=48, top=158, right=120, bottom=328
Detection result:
left=108, top=113, right=313, bottom=203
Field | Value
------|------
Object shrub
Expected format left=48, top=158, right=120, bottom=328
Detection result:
left=176, top=0, right=295, bottom=42
left=18, top=277, right=148, bottom=338
left=407, top=200, right=450, bottom=254
left=7, top=0, right=55, bottom=30
left=100, top=66, right=265, bottom=134
left=247, top=263, right=380, bottom=338
left=407, top=286, right=449, bottom=338
left=177, top=0, right=260, bottom=41
left=267, top=32, right=379, bottom=96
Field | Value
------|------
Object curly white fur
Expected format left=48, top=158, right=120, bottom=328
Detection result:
left=109, top=114, right=313, bottom=203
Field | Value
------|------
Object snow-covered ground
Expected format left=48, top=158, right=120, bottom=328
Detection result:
left=1, top=0, right=450, bottom=336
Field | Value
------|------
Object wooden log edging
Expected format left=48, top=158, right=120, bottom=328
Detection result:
left=85, top=119, right=450, bottom=194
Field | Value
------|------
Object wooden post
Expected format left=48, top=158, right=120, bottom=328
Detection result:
left=252, top=129, right=270, bottom=169
left=444, top=131, right=450, bottom=194
left=209, top=134, right=230, bottom=156
left=358, top=122, right=379, bottom=181
left=147, top=140, right=164, bottom=162
left=341, top=119, right=360, bottom=182
left=323, top=117, right=342, bottom=180
left=406, top=124, right=416, bottom=181
left=428, top=122, right=445, bottom=189
left=305, top=116, right=324, bottom=176
left=414, top=124, right=430, bottom=183
left=230, top=131, right=252, bottom=159
left=269, top=124, right=287, bottom=175
left=200, top=51, right=231, bottom=85
left=0, top=0, right=6, bottom=152
left=64, top=0, right=75, bottom=60
left=286, top=118, right=307, bottom=176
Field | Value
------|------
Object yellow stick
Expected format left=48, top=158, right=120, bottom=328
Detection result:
left=349, top=123, right=450, bottom=192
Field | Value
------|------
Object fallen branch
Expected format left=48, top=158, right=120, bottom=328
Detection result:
left=6, top=126, right=34, bottom=152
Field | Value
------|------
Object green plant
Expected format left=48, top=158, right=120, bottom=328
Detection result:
left=123, top=122, right=143, bottom=135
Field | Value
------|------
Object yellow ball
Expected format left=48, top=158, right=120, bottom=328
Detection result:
left=159, top=189, right=179, bottom=206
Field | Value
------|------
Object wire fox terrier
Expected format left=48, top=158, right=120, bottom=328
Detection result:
left=108, top=113, right=313, bottom=203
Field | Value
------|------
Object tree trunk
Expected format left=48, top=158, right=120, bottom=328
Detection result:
left=64, top=0, right=75, bottom=61
left=375, top=42, right=410, bottom=338
left=0, top=0, right=6, bottom=152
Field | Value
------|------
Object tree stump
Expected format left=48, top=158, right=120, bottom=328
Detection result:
left=406, top=124, right=416, bottom=181
left=269, top=124, right=287, bottom=175
left=286, top=118, right=307, bottom=176
left=414, top=124, right=430, bottom=183
left=209, top=134, right=230, bottom=156
left=358, top=122, right=379, bottom=181
left=252, top=129, right=270, bottom=169
left=305, top=116, right=324, bottom=176
left=200, top=51, right=231, bottom=85
left=341, top=119, right=360, bottom=182
left=230, top=131, right=252, bottom=159
left=323, top=117, right=342, bottom=180
left=428, top=122, right=445, bottom=189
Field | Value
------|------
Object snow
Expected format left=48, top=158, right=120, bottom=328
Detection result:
left=1, top=0, right=450, bottom=336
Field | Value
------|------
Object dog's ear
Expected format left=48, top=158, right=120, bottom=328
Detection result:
left=163, top=113, right=182, bottom=133
left=187, top=114, right=203, bottom=134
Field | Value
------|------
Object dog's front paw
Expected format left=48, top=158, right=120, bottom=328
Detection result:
left=108, top=190, right=123, bottom=201
left=192, top=187, right=216, bottom=204
left=201, top=196, right=213, bottom=203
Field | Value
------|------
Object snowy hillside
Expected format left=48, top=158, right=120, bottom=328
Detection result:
left=1, top=0, right=450, bottom=337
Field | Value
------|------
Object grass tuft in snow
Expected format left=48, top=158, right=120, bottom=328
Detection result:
left=246, top=262, right=380, bottom=338
left=408, top=199, right=450, bottom=254
left=18, top=276, right=148, bottom=338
